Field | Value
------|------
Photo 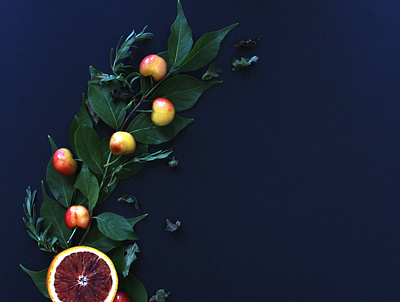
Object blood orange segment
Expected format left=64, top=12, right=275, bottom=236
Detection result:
left=47, top=246, right=118, bottom=302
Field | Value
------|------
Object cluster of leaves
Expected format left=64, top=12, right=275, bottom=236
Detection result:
left=21, top=1, right=237, bottom=301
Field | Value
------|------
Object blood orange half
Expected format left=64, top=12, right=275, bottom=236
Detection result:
left=46, top=246, right=118, bottom=302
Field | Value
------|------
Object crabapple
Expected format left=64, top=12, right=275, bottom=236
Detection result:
left=151, top=97, right=175, bottom=126
left=64, top=205, right=90, bottom=229
left=139, top=54, right=167, bottom=81
left=52, top=148, right=78, bottom=176
left=109, top=131, right=136, bottom=155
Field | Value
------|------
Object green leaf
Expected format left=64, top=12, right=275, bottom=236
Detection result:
left=69, top=94, right=93, bottom=153
left=119, top=273, right=148, bottom=302
left=83, top=224, right=120, bottom=253
left=87, top=75, right=126, bottom=130
left=107, top=243, right=125, bottom=277
left=45, top=137, right=76, bottom=208
left=95, top=212, right=136, bottom=241
left=40, top=182, right=72, bottom=250
left=127, top=213, right=148, bottom=232
left=231, top=56, right=259, bottom=71
left=74, top=125, right=104, bottom=175
left=127, top=113, right=193, bottom=145
left=177, top=23, right=238, bottom=72
left=168, top=0, right=193, bottom=67
left=150, top=74, right=220, bottom=111
left=74, top=164, right=100, bottom=211
left=202, top=63, right=222, bottom=80
left=20, top=265, right=50, bottom=299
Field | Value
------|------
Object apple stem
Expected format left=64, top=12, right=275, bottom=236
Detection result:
left=67, top=226, right=78, bottom=244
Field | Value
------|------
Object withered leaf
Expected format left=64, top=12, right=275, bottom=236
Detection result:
left=118, top=194, right=140, bottom=210
left=123, top=243, right=140, bottom=278
left=202, top=63, right=222, bottom=80
left=149, top=289, right=170, bottom=302
left=233, top=38, right=260, bottom=48
left=165, top=219, right=181, bottom=232
left=231, top=56, right=259, bottom=71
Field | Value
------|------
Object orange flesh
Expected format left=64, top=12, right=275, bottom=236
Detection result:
left=54, top=251, right=113, bottom=302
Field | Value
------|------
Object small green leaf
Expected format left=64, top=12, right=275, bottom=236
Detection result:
left=112, top=143, right=148, bottom=180
left=150, top=74, right=220, bottom=111
left=127, top=113, right=193, bottom=145
left=74, top=125, right=104, bottom=175
left=176, top=23, right=238, bottom=72
left=202, top=63, right=222, bottom=80
left=119, top=273, right=148, bottom=302
left=40, top=182, right=72, bottom=250
left=168, top=0, right=193, bottom=67
left=231, top=56, right=259, bottom=71
left=20, top=265, right=49, bottom=299
left=95, top=212, right=136, bottom=241
left=74, top=164, right=100, bottom=211
left=87, top=77, right=126, bottom=130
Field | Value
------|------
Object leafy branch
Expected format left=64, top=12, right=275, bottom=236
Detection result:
left=23, top=187, right=58, bottom=253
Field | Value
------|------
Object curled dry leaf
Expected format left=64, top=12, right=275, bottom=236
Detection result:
left=165, top=219, right=181, bottom=232
left=233, top=38, right=260, bottom=48
left=118, top=194, right=140, bottom=210
left=231, top=56, right=259, bottom=71
left=149, top=289, right=170, bottom=302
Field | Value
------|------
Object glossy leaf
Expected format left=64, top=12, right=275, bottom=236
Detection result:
left=87, top=70, right=126, bottom=130
left=107, top=243, right=125, bottom=278
left=119, top=273, right=148, bottom=302
left=74, top=164, right=100, bottom=211
left=74, top=125, right=104, bottom=175
left=177, top=23, right=238, bottom=72
left=127, top=213, right=148, bottom=230
left=95, top=212, right=136, bottom=241
left=127, top=113, right=193, bottom=145
left=46, top=137, right=76, bottom=208
left=150, top=74, right=220, bottom=111
left=69, top=94, right=93, bottom=153
left=83, top=224, right=120, bottom=253
left=20, top=266, right=49, bottom=299
left=168, top=0, right=193, bottom=67
left=39, top=182, right=72, bottom=250
left=113, top=143, right=148, bottom=180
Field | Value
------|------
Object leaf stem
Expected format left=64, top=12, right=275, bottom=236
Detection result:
left=119, top=68, right=175, bottom=131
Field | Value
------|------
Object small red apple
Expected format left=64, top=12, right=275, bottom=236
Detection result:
left=52, top=148, right=78, bottom=176
left=64, top=205, right=90, bottom=229
left=139, top=54, right=167, bottom=81
left=109, top=131, right=136, bottom=155
left=151, top=97, right=175, bottom=126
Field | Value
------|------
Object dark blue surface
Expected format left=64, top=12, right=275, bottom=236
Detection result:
left=2, top=1, right=400, bottom=301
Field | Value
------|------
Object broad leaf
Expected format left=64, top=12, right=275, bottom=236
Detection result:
left=107, top=243, right=125, bottom=278
left=74, top=164, right=100, bottom=211
left=119, top=273, right=148, bottom=302
left=69, top=94, right=93, bottom=153
left=150, top=74, right=220, bottom=111
left=74, top=125, right=104, bottom=175
left=46, top=137, right=76, bottom=208
left=20, top=265, right=49, bottom=299
left=168, top=0, right=193, bottom=67
left=113, top=143, right=148, bottom=180
left=177, top=23, right=238, bottom=72
left=87, top=70, right=126, bottom=130
left=83, top=224, right=120, bottom=253
left=40, top=182, right=72, bottom=250
left=95, top=212, right=136, bottom=241
left=127, top=113, right=193, bottom=145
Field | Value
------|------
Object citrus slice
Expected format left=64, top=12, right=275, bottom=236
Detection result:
left=46, top=246, right=118, bottom=302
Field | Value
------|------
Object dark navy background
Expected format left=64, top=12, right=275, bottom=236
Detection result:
left=2, top=0, right=400, bottom=301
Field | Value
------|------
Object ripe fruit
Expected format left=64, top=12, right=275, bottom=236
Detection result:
left=109, top=131, right=136, bottom=155
left=113, top=291, right=131, bottom=302
left=151, top=97, right=175, bottom=126
left=46, top=246, right=118, bottom=302
left=52, top=148, right=78, bottom=176
left=64, top=205, right=90, bottom=229
left=139, top=54, right=167, bottom=81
